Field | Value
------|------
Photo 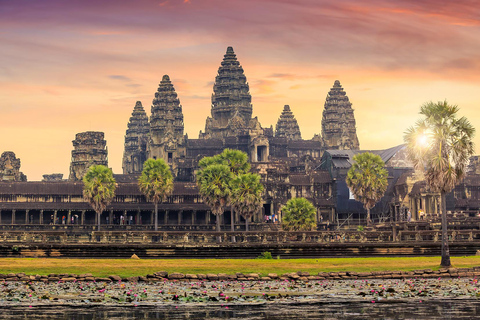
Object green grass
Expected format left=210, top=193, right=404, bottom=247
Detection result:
left=0, top=256, right=479, bottom=278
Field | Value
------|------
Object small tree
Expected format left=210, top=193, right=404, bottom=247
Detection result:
left=346, top=152, right=388, bottom=225
left=231, top=173, right=264, bottom=231
left=281, top=197, right=317, bottom=231
left=138, top=158, right=174, bottom=231
left=404, top=100, right=475, bottom=267
left=82, top=165, right=116, bottom=231
left=196, top=163, right=233, bottom=232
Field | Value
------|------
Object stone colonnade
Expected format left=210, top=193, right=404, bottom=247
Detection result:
left=0, top=209, right=234, bottom=227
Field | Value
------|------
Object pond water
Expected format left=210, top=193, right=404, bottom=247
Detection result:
left=1, top=300, right=479, bottom=320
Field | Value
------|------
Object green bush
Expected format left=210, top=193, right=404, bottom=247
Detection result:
left=257, top=251, right=273, bottom=259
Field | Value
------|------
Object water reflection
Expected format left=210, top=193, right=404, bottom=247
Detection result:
left=0, top=300, right=478, bottom=319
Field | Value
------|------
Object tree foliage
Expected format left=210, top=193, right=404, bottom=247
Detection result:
left=138, top=158, right=174, bottom=231
left=346, top=152, right=388, bottom=224
left=198, top=148, right=250, bottom=175
left=404, top=100, right=475, bottom=267
left=139, top=158, right=173, bottom=204
left=82, top=165, right=116, bottom=231
left=404, top=101, right=475, bottom=194
left=281, top=197, right=316, bottom=231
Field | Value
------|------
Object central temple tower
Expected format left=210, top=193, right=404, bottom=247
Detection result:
left=200, top=46, right=261, bottom=139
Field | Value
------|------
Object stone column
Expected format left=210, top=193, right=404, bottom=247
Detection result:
left=53, top=210, right=57, bottom=225
left=192, top=211, right=196, bottom=225
left=206, top=211, right=210, bottom=225
left=40, top=210, right=44, bottom=224
left=81, top=211, right=85, bottom=225
left=416, top=199, right=421, bottom=220
left=164, top=210, right=168, bottom=225
left=178, top=210, right=183, bottom=225
left=25, top=210, right=29, bottom=224
left=150, top=210, right=154, bottom=225
left=123, top=210, right=127, bottom=225
left=136, top=210, right=140, bottom=225
left=67, top=210, right=72, bottom=225
left=421, top=197, right=426, bottom=216
left=12, top=210, right=16, bottom=225
left=434, top=197, right=438, bottom=216
left=109, top=210, right=113, bottom=225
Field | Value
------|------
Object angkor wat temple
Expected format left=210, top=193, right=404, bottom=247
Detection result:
left=1, top=47, right=479, bottom=229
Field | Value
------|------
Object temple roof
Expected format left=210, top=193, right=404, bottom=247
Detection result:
left=325, top=144, right=407, bottom=169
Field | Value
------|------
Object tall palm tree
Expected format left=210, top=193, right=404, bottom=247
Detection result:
left=196, top=163, right=233, bottom=232
left=231, top=173, right=264, bottom=231
left=138, top=158, right=174, bottom=231
left=346, top=152, right=388, bottom=225
left=281, top=197, right=316, bottom=231
left=82, top=165, right=116, bottom=231
left=404, top=100, right=475, bottom=267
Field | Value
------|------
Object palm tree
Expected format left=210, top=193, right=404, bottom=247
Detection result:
left=404, top=100, right=475, bottom=267
left=231, top=173, right=264, bottom=231
left=281, top=197, right=317, bottom=231
left=346, top=152, right=388, bottom=225
left=82, top=165, right=116, bottom=231
left=138, top=158, right=174, bottom=231
left=198, top=149, right=250, bottom=232
left=196, top=163, right=233, bottom=232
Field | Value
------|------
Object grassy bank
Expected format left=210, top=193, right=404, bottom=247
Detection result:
left=0, top=256, right=479, bottom=278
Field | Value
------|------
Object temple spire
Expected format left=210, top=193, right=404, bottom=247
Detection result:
left=122, top=101, right=150, bottom=174
left=148, top=75, right=185, bottom=166
left=275, top=105, right=302, bottom=140
left=201, top=46, right=257, bottom=139
left=321, top=80, right=359, bottom=150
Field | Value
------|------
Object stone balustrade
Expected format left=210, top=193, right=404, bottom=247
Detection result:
left=1, top=229, right=480, bottom=245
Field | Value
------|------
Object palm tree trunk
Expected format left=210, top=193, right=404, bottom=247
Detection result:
left=97, top=211, right=101, bottom=231
left=231, top=207, right=235, bottom=243
left=154, top=202, right=158, bottom=232
left=367, top=208, right=371, bottom=226
left=440, top=192, right=451, bottom=267
left=216, top=213, right=221, bottom=232
left=216, top=213, right=221, bottom=243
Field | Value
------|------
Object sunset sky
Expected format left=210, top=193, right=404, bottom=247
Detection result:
left=1, top=0, right=480, bottom=181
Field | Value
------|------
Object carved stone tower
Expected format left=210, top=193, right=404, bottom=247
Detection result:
left=0, top=151, right=27, bottom=181
left=201, top=46, right=261, bottom=139
left=321, top=80, right=359, bottom=150
left=122, top=101, right=150, bottom=174
left=148, top=75, right=185, bottom=167
left=275, top=105, right=302, bottom=140
left=68, top=131, right=108, bottom=181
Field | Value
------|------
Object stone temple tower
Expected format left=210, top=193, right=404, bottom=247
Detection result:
left=122, top=101, right=150, bottom=174
left=321, top=80, right=359, bottom=150
left=68, top=132, right=108, bottom=181
left=148, top=75, right=185, bottom=168
left=275, top=105, right=302, bottom=140
left=201, top=46, right=261, bottom=139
